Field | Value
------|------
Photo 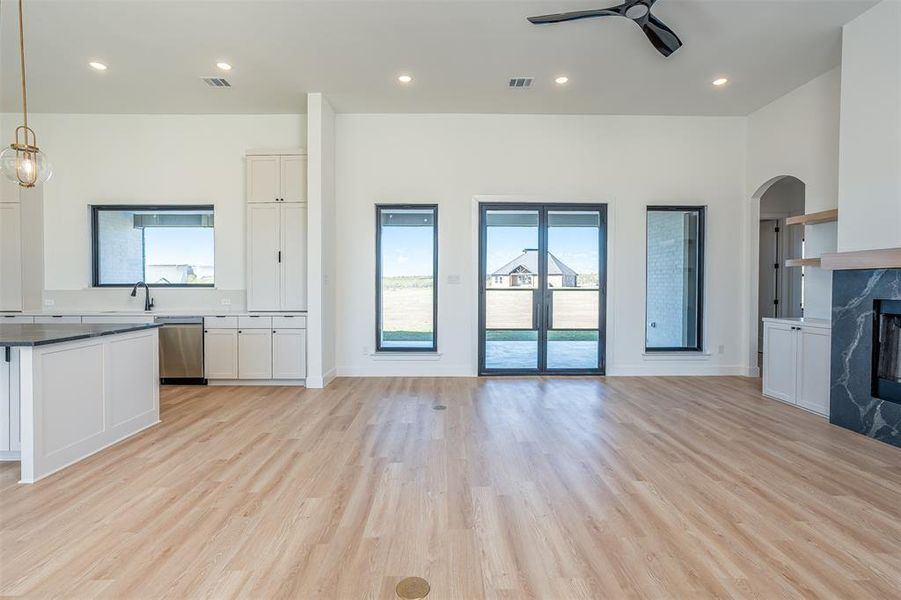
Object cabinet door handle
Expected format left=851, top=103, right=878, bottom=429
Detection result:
left=278, top=250, right=282, bottom=263
left=238, top=330, right=242, bottom=334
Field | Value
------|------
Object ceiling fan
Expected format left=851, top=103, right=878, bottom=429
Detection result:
left=528, top=0, right=683, bottom=57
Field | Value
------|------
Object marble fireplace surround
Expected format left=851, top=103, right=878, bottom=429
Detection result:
left=831, top=268, right=901, bottom=447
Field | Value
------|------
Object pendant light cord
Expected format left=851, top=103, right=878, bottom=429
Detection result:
left=17, top=0, right=29, bottom=132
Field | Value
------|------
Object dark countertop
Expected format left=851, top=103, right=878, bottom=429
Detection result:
left=0, top=323, right=162, bottom=347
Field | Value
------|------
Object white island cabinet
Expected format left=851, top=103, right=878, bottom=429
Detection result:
left=0, top=323, right=161, bottom=483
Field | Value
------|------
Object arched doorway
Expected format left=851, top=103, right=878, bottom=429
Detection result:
left=751, top=175, right=806, bottom=369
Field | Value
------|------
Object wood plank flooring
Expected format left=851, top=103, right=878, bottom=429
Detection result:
left=1, top=376, right=900, bottom=598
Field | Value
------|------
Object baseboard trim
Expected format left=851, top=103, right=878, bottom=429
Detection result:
left=605, top=364, right=752, bottom=376
left=336, top=364, right=475, bottom=377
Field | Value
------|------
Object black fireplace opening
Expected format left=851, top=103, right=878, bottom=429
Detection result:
left=873, top=299, right=901, bottom=405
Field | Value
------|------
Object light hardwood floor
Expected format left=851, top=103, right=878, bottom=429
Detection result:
left=1, top=377, right=900, bottom=598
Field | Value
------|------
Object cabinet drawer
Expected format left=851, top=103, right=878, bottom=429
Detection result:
left=1, top=315, right=33, bottom=323
left=238, top=315, right=272, bottom=329
left=204, top=316, right=237, bottom=328
left=272, top=315, right=306, bottom=329
left=34, top=315, right=81, bottom=324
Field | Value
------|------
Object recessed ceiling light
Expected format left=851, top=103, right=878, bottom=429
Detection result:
left=397, top=74, right=413, bottom=84
left=712, top=77, right=729, bottom=86
left=88, top=61, right=107, bottom=71
left=555, top=75, right=569, bottom=85
left=216, top=62, right=232, bottom=71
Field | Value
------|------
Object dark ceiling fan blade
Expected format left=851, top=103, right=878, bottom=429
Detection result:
left=528, top=8, right=620, bottom=24
left=640, top=13, right=683, bottom=56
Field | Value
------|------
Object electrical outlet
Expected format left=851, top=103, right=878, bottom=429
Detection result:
left=220, top=298, right=231, bottom=306
left=718, top=344, right=725, bottom=355
left=44, top=298, right=55, bottom=306
left=363, top=345, right=370, bottom=356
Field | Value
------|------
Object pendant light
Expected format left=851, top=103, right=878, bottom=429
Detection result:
left=1, top=0, right=52, bottom=188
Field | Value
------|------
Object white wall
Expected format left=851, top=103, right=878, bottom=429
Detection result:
left=0, top=113, right=305, bottom=311
left=838, top=0, right=901, bottom=252
left=745, top=67, right=841, bottom=352
left=334, top=114, right=748, bottom=376
left=759, top=176, right=804, bottom=218
left=305, top=94, right=337, bottom=388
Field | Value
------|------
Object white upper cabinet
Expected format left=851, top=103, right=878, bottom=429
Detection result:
left=246, top=156, right=281, bottom=204
left=247, top=154, right=306, bottom=204
left=0, top=203, right=23, bottom=311
left=0, top=178, right=20, bottom=204
left=281, top=155, right=307, bottom=203
left=245, top=151, right=308, bottom=312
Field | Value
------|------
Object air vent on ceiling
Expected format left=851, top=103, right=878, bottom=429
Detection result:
left=201, top=77, right=231, bottom=88
left=508, top=77, right=534, bottom=89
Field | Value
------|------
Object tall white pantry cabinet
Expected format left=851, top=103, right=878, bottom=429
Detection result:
left=245, top=150, right=308, bottom=312
left=199, top=149, right=308, bottom=384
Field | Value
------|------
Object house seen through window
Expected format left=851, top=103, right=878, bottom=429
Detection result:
left=645, top=206, right=705, bottom=351
left=92, top=206, right=215, bottom=287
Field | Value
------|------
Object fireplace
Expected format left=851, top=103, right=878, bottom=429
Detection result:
left=873, top=299, right=901, bottom=405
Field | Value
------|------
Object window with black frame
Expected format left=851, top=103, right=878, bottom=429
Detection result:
left=375, top=205, right=437, bottom=351
left=92, top=206, right=215, bottom=287
left=645, top=206, right=705, bottom=352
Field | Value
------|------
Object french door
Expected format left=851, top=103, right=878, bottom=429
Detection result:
left=478, top=204, right=607, bottom=375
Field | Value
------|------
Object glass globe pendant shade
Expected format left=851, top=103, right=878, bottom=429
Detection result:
left=1, top=127, right=52, bottom=188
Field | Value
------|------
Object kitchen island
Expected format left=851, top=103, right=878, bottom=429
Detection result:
left=1, top=322, right=161, bottom=483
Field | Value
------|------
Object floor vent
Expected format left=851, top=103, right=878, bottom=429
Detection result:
left=201, top=77, right=231, bottom=88
left=508, top=77, right=534, bottom=89
left=396, top=577, right=430, bottom=599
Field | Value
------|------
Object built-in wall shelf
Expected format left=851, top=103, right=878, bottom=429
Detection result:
left=785, top=209, right=838, bottom=226
left=785, top=258, right=822, bottom=268
left=821, top=247, right=901, bottom=270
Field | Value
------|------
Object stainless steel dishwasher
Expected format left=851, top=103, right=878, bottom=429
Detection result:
left=155, top=316, right=205, bottom=384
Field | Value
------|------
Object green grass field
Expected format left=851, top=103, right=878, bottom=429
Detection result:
left=381, top=276, right=600, bottom=342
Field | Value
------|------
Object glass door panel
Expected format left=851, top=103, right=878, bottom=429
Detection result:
left=480, top=205, right=606, bottom=375
left=546, top=210, right=603, bottom=371
left=482, top=209, right=539, bottom=371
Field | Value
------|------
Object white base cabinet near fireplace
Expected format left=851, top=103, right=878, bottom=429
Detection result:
left=762, top=318, right=831, bottom=416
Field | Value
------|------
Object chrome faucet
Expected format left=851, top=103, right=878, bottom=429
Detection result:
left=130, top=281, right=154, bottom=311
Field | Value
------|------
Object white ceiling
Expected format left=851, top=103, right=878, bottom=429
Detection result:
left=0, top=0, right=876, bottom=116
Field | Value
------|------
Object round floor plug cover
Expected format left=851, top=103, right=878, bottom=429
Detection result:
left=432, top=405, right=447, bottom=411
left=396, top=576, right=430, bottom=599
